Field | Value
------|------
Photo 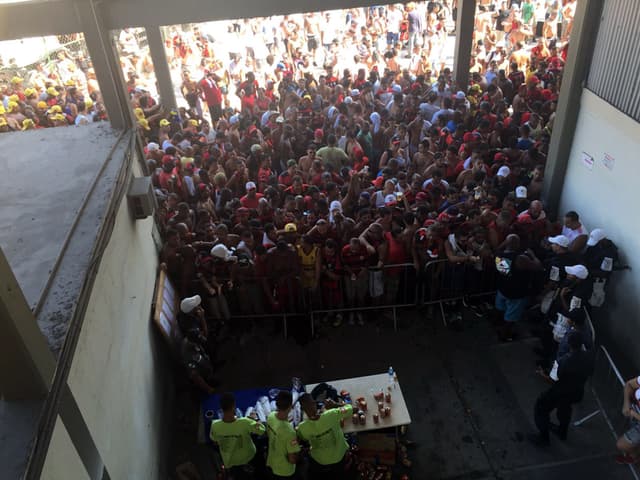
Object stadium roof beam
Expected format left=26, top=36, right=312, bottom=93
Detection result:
left=0, top=0, right=385, bottom=42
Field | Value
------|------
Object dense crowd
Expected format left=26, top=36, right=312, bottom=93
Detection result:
left=11, top=1, right=631, bottom=472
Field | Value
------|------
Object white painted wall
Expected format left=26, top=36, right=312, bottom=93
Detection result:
left=42, top=159, right=167, bottom=479
left=41, top=417, right=89, bottom=480
left=559, top=89, right=640, bottom=366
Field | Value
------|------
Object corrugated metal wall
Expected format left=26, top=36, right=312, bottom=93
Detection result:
left=587, top=0, right=640, bottom=121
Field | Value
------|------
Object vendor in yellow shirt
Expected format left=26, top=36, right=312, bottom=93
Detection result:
left=266, top=391, right=301, bottom=478
left=209, top=392, right=265, bottom=479
left=297, top=393, right=353, bottom=479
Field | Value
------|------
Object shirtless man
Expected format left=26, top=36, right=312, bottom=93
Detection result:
left=298, top=145, right=318, bottom=179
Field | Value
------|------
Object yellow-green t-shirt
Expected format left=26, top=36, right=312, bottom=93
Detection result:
left=266, top=411, right=301, bottom=476
left=209, top=417, right=265, bottom=468
left=297, top=404, right=353, bottom=465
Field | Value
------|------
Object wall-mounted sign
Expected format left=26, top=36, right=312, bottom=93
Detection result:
left=581, top=152, right=594, bottom=171
left=603, top=153, right=615, bottom=171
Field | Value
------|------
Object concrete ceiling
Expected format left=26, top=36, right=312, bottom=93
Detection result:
left=0, top=0, right=383, bottom=42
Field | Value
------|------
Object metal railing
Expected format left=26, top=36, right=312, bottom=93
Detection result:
left=197, top=259, right=500, bottom=338
left=572, top=344, right=640, bottom=479
left=422, top=258, right=497, bottom=326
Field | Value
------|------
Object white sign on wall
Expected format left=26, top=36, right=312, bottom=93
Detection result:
left=603, top=153, right=615, bottom=171
left=581, top=152, right=594, bottom=171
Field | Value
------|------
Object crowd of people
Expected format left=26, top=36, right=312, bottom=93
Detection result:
left=10, top=1, right=630, bottom=474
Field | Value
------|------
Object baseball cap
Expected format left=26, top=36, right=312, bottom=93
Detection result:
left=11, top=76, right=23, bottom=84
left=344, top=96, right=353, bottom=104
left=211, top=244, right=238, bottom=262
left=188, top=119, right=198, bottom=126
left=287, top=159, right=297, bottom=168
left=250, top=144, right=263, bottom=154
left=37, top=101, right=47, bottom=109
left=416, top=191, right=429, bottom=201
left=47, top=86, right=58, bottom=96
left=548, top=235, right=570, bottom=248
left=455, top=91, right=466, bottom=100
left=21, top=119, right=35, bottom=131
left=147, top=142, right=160, bottom=152
left=391, top=84, right=402, bottom=94
left=314, top=128, right=323, bottom=138
left=351, top=88, right=360, bottom=97
left=587, top=228, right=606, bottom=247
left=159, top=119, right=170, bottom=127
left=497, top=166, right=511, bottom=177
left=284, top=223, right=297, bottom=233
left=515, top=186, right=527, bottom=199
left=245, top=181, right=257, bottom=190
left=565, top=265, right=589, bottom=280
left=180, top=295, right=201, bottom=313
left=384, top=194, right=398, bottom=206
left=138, top=118, right=151, bottom=130
left=275, top=116, right=285, bottom=124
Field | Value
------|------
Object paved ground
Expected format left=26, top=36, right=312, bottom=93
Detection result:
left=169, top=305, right=639, bottom=479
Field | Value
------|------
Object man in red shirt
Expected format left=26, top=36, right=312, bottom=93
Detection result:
left=341, top=238, right=370, bottom=325
left=240, top=181, right=264, bottom=209
left=199, top=71, right=223, bottom=122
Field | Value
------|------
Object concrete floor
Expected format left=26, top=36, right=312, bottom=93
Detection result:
left=170, top=307, right=638, bottom=480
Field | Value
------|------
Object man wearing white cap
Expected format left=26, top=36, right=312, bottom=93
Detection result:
left=178, top=294, right=208, bottom=338
left=584, top=228, right=619, bottom=279
left=543, top=235, right=578, bottom=284
left=179, top=308, right=218, bottom=395
left=240, top=181, right=264, bottom=209
left=616, top=377, right=640, bottom=463
left=530, top=331, right=594, bottom=447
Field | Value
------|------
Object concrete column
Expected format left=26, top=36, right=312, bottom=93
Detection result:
left=145, top=25, right=178, bottom=111
left=542, top=0, right=604, bottom=216
left=0, top=248, right=55, bottom=399
left=453, top=0, right=476, bottom=89
left=73, top=0, right=133, bottom=130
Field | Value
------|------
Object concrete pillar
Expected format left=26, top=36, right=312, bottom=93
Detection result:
left=73, top=0, right=133, bottom=130
left=453, top=0, right=476, bottom=89
left=145, top=26, right=178, bottom=111
left=542, top=0, right=604, bottom=216
left=0, top=248, right=55, bottom=399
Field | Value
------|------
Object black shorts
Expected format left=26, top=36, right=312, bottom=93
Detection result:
left=307, top=36, right=318, bottom=51
left=308, top=456, right=345, bottom=480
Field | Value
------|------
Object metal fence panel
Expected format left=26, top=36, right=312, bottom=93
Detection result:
left=587, top=0, right=640, bottom=121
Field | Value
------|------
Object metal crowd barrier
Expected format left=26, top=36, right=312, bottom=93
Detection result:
left=422, top=258, right=497, bottom=325
left=207, top=259, right=500, bottom=338
left=310, top=262, right=419, bottom=336
left=573, top=345, right=625, bottom=428
left=572, top=343, right=640, bottom=479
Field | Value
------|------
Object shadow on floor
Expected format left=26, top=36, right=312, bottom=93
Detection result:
left=167, top=306, right=637, bottom=480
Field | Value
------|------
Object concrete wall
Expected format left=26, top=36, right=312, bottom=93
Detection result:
left=41, top=417, right=89, bottom=480
left=559, top=89, right=640, bottom=367
left=41, top=156, right=168, bottom=479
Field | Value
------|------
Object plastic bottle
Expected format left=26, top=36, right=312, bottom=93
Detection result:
left=387, top=366, right=394, bottom=389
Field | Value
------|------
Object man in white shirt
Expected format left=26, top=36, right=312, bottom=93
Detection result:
left=561, top=211, right=589, bottom=254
